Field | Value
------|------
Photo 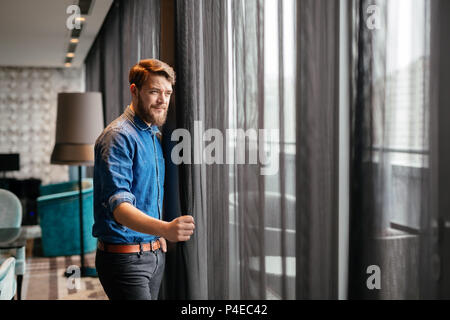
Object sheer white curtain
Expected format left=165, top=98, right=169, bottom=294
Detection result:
left=228, top=0, right=297, bottom=300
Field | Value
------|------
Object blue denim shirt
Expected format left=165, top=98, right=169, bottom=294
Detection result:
left=92, top=106, right=164, bottom=244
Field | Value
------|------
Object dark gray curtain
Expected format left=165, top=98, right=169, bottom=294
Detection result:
left=172, top=0, right=229, bottom=299
left=432, top=0, right=450, bottom=299
left=296, top=0, right=340, bottom=299
left=348, top=0, right=438, bottom=299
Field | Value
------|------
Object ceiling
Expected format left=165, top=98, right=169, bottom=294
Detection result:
left=0, top=0, right=113, bottom=68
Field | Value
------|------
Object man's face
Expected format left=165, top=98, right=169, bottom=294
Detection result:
left=133, top=74, right=172, bottom=127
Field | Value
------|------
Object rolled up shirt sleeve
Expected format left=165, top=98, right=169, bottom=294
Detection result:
left=108, top=191, right=136, bottom=213
left=96, top=128, right=136, bottom=217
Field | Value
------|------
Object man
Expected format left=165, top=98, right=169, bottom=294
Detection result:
left=93, top=59, right=195, bottom=300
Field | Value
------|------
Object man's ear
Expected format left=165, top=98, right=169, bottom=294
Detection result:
left=130, top=83, right=138, bottom=98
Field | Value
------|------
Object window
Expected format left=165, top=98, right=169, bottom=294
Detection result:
left=370, top=0, right=430, bottom=231
left=373, top=0, right=430, bottom=169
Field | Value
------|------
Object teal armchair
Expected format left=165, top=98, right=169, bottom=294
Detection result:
left=0, top=189, right=25, bottom=300
left=0, top=257, right=16, bottom=300
left=37, top=178, right=97, bottom=257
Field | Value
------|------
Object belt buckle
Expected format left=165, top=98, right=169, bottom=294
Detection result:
left=151, top=240, right=159, bottom=252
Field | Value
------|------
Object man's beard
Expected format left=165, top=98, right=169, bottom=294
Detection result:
left=135, top=95, right=168, bottom=127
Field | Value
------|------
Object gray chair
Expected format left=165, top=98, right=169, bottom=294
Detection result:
left=0, top=189, right=26, bottom=300
left=0, top=257, right=16, bottom=300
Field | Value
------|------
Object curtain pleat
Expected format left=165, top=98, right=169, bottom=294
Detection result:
left=295, top=0, right=340, bottom=299
left=173, top=0, right=229, bottom=300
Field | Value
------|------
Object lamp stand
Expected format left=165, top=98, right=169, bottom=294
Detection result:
left=65, top=166, right=97, bottom=278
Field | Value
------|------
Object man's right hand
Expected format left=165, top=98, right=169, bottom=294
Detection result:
left=163, top=215, right=195, bottom=242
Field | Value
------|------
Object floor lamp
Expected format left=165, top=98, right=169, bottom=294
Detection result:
left=50, top=92, right=104, bottom=277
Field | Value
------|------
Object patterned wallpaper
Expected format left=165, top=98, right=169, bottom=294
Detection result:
left=0, top=67, right=85, bottom=185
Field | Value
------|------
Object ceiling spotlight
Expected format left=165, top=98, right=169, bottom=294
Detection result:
left=70, top=38, right=79, bottom=44
left=66, top=53, right=75, bottom=58
left=65, top=63, right=72, bottom=68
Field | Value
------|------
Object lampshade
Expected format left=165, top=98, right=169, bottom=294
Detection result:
left=51, top=92, right=104, bottom=166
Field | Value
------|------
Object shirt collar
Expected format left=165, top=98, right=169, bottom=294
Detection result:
left=124, top=105, right=161, bottom=135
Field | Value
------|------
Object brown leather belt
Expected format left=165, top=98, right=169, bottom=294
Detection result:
left=98, top=240, right=161, bottom=253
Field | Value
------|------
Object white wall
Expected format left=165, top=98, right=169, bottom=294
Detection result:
left=0, top=67, right=84, bottom=185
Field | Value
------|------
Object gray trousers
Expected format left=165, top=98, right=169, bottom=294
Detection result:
left=95, top=248, right=165, bottom=300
